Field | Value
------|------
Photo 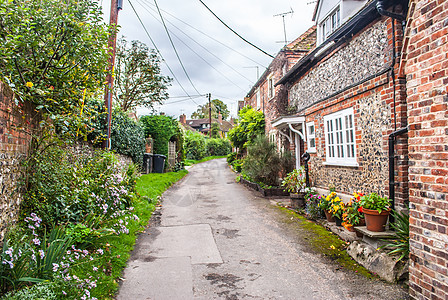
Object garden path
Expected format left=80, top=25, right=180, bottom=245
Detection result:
left=117, top=158, right=407, bottom=300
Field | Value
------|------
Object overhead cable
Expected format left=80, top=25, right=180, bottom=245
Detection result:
left=198, top=0, right=274, bottom=58
left=139, top=0, right=266, bottom=68
left=127, top=0, right=196, bottom=104
left=153, top=0, right=202, bottom=95
left=135, top=0, right=254, bottom=86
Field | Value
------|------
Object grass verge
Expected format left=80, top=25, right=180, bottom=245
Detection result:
left=184, top=156, right=226, bottom=166
left=92, top=170, right=188, bottom=299
left=278, top=207, right=373, bottom=278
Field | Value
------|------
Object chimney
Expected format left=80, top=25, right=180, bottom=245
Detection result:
left=179, top=114, right=186, bottom=124
left=218, top=113, right=223, bottom=124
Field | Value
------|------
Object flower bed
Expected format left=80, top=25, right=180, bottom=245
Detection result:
left=239, top=177, right=289, bottom=197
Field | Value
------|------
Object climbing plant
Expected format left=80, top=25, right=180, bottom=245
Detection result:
left=139, top=115, right=182, bottom=157
left=228, top=106, right=265, bottom=152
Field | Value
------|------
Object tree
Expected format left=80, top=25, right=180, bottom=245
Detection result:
left=228, top=106, right=265, bottom=151
left=191, top=99, right=229, bottom=120
left=0, top=0, right=110, bottom=123
left=114, top=37, right=171, bottom=112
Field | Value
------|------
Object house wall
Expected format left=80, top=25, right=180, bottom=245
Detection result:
left=289, top=17, right=408, bottom=207
left=405, top=0, right=448, bottom=298
left=0, top=81, right=37, bottom=241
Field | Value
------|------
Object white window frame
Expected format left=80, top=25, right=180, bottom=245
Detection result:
left=268, top=75, right=274, bottom=99
left=320, top=6, right=341, bottom=42
left=323, top=107, right=358, bottom=166
left=306, top=122, right=316, bottom=153
left=256, top=89, right=261, bottom=110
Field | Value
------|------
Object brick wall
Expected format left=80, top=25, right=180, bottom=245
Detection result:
left=0, top=81, right=37, bottom=241
left=405, top=0, right=448, bottom=298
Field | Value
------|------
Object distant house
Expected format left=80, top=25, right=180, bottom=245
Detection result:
left=179, top=114, right=233, bottom=138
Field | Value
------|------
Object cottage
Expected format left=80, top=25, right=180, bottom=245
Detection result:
left=244, top=26, right=317, bottom=151
left=271, top=0, right=409, bottom=210
left=179, top=113, right=233, bottom=138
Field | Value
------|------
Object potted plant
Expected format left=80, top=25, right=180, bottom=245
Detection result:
left=318, top=192, right=336, bottom=222
left=342, top=192, right=365, bottom=232
left=328, top=195, right=345, bottom=226
left=281, top=167, right=306, bottom=208
left=359, top=192, right=391, bottom=232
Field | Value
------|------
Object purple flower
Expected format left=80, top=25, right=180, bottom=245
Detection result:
left=52, top=263, right=59, bottom=272
left=33, top=238, right=41, bottom=245
left=97, top=249, right=104, bottom=255
left=39, top=250, right=45, bottom=259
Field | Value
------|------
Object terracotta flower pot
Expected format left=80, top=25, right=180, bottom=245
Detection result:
left=362, top=207, right=391, bottom=232
left=324, top=210, right=335, bottom=222
left=344, top=223, right=355, bottom=232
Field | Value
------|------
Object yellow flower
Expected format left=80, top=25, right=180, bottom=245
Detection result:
left=330, top=245, right=336, bottom=250
left=25, top=82, right=33, bottom=88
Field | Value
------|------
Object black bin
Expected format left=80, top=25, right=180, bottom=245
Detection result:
left=153, top=154, right=166, bottom=173
left=142, top=153, right=153, bottom=174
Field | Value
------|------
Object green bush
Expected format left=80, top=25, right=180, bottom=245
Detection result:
left=242, top=135, right=286, bottom=186
left=227, top=152, right=237, bottom=164
left=111, top=109, right=145, bottom=166
left=228, top=106, right=265, bottom=152
left=2, top=282, right=57, bottom=300
left=184, top=131, right=206, bottom=160
left=20, top=143, right=137, bottom=227
left=206, top=138, right=231, bottom=156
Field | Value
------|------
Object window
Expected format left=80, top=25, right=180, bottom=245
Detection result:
left=268, top=75, right=274, bottom=99
left=306, top=122, right=316, bottom=153
left=324, top=107, right=357, bottom=166
left=321, top=6, right=341, bottom=42
left=256, top=89, right=261, bottom=110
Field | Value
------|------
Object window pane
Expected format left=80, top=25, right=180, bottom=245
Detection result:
left=310, top=138, right=315, bottom=148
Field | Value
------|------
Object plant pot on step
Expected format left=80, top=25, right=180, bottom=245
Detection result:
left=362, top=207, right=391, bottom=232
left=290, top=192, right=305, bottom=209
left=324, top=210, right=335, bottom=222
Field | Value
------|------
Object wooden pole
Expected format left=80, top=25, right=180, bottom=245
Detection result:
left=208, top=93, right=212, bottom=137
left=103, top=0, right=120, bottom=149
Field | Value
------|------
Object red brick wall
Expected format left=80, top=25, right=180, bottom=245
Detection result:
left=0, top=81, right=37, bottom=241
left=405, top=0, right=448, bottom=298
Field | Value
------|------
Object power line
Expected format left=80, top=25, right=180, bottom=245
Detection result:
left=153, top=0, right=201, bottom=95
left=134, top=0, right=250, bottom=91
left=135, top=0, right=254, bottom=86
left=127, top=0, right=196, bottom=103
left=139, top=0, right=267, bottom=68
left=198, top=0, right=274, bottom=58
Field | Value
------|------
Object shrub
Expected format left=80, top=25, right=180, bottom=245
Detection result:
left=227, top=152, right=237, bottom=164
left=111, top=109, right=145, bottom=166
left=228, top=106, right=265, bottom=152
left=242, top=135, right=282, bottom=186
left=206, top=138, right=231, bottom=156
left=21, top=143, right=137, bottom=227
left=184, top=131, right=206, bottom=160
left=2, top=282, right=57, bottom=300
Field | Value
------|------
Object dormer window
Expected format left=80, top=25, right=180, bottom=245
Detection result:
left=321, top=6, right=340, bottom=42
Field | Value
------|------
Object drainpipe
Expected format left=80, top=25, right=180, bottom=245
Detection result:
left=388, top=126, right=408, bottom=224
left=376, top=0, right=405, bottom=22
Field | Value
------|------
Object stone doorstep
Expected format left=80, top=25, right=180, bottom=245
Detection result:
left=355, top=226, right=395, bottom=249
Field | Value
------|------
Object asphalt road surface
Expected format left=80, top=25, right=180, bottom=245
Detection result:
left=117, top=158, right=408, bottom=300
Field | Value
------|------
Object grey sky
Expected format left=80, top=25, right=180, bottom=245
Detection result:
left=102, top=0, right=315, bottom=119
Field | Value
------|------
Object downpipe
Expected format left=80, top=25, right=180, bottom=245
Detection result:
left=388, top=126, right=408, bottom=224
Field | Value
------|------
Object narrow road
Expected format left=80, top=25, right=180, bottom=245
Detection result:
left=118, top=159, right=407, bottom=300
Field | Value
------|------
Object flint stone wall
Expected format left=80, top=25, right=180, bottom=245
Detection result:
left=290, top=20, right=390, bottom=111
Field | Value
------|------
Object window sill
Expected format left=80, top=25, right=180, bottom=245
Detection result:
left=322, top=161, right=359, bottom=167
left=307, top=148, right=316, bottom=153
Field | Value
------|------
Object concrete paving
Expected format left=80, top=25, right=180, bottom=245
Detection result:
left=117, top=158, right=408, bottom=300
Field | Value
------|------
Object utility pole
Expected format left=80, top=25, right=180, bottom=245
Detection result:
left=103, top=0, right=122, bottom=149
left=208, top=93, right=212, bottom=137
